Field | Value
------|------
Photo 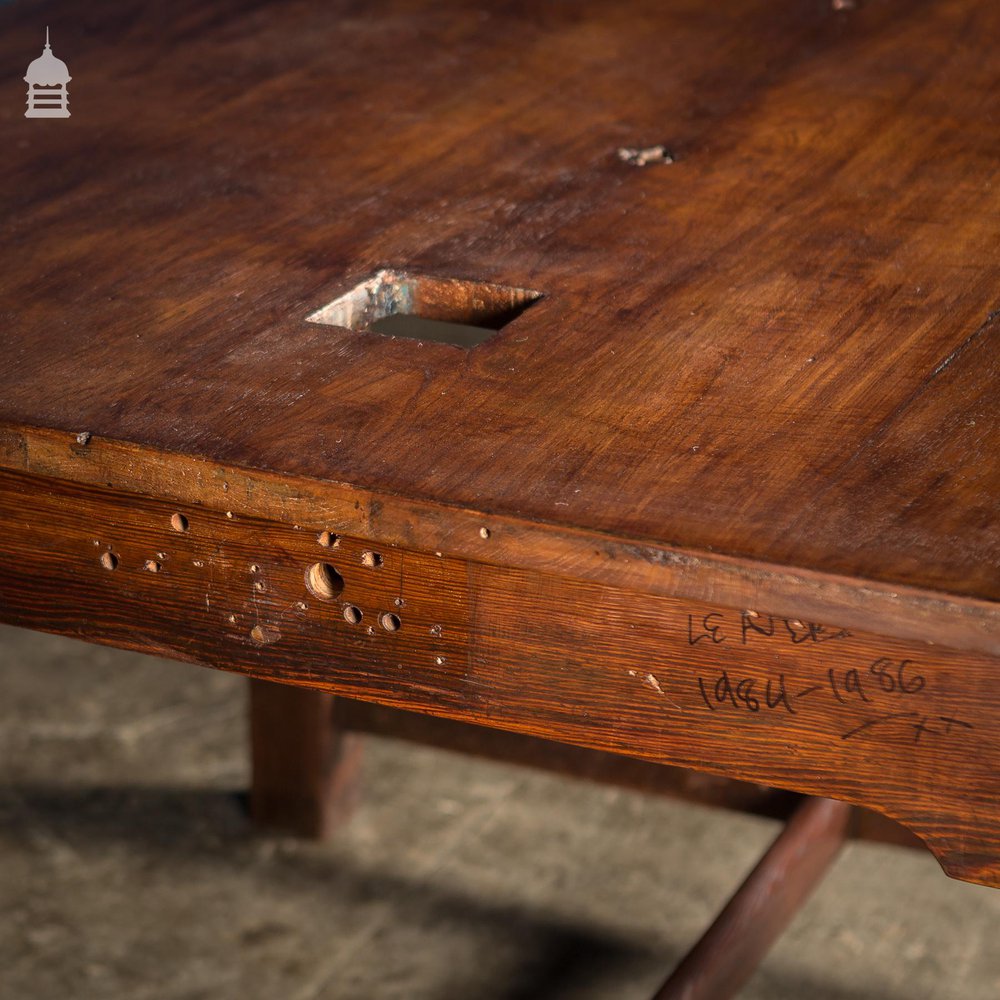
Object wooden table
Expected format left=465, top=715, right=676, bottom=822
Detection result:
left=1, top=0, right=997, bottom=991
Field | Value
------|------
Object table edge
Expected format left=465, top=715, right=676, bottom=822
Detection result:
left=1, top=419, right=996, bottom=657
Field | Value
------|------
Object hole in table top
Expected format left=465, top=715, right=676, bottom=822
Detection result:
left=305, top=562, right=344, bottom=601
left=306, top=269, right=542, bottom=349
left=361, top=550, right=383, bottom=569
left=171, top=513, right=189, bottom=533
left=343, top=605, right=362, bottom=625
left=379, top=612, right=401, bottom=632
left=317, top=530, right=338, bottom=548
left=99, top=551, right=118, bottom=571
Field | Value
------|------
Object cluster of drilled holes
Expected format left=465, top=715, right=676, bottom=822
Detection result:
left=306, top=562, right=345, bottom=601
left=338, top=605, right=401, bottom=632
left=105, top=507, right=406, bottom=638
left=99, top=513, right=187, bottom=574
left=101, top=552, right=164, bottom=572
left=302, top=554, right=399, bottom=631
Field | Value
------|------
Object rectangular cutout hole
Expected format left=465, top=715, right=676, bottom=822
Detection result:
left=307, top=269, right=543, bottom=348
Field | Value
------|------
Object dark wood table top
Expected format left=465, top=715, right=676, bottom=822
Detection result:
left=3, top=0, right=997, bottom=655
left=2, top=0, right=997, bottom=652
left=1, top=0, right=999, bottom=889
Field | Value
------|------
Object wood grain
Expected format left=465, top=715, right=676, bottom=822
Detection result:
left=0, top=0, right=997, bottom=631
left=0, top=469, right=995, bottom=887
left=335, top=697, right=922, bottom=848
left=249, top=680, right=361, bottom=838
left=1, top=425, right=996, bottom=657
left=0, top=0, right=996, bottom=898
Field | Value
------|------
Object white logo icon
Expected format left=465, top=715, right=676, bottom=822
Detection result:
left=25, top=28, right=71, bottom=119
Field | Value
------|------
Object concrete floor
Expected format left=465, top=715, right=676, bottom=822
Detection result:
left=0, top=624, right=997, bottom=1000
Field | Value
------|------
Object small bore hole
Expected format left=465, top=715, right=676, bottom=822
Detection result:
left=479, top=527, right=491, bottom=539
left=305, top=562, right=344, bottom=601
left=379, top=612, right=401, bottom=632
left=100, top=552, right=118, bottom=571
left=317, top=530, right=339, bottom=548
left=250, top=624, right=281, bottom=645
left=343, top=605, right=362, bottom=625
left=171, top=513, right=189, bottom=533
left=361, top=550, right=383, bottom=569
left=144, top=560, right=161, bottom=573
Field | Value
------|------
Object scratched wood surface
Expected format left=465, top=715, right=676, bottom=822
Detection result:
left=0, top=0, right=998, bottom=893
left=0, top=469, right=996, bottom=886
left=0, top=0, right=997, bottom=651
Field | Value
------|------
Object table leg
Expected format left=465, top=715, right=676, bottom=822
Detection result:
left=248, top=679, right=361, bottom=838
left=652, top=797, right=851, bottom=1000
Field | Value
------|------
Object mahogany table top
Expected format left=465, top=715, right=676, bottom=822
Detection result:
left=1, top=0, right=997, bottom=653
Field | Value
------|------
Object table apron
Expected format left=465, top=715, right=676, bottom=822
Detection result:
left=0, top=468, right=997, bottom=888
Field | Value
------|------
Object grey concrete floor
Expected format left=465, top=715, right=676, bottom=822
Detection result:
left=0, top=624, right=997, bottom=1000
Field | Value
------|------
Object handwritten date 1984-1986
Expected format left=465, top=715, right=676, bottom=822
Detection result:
left=695, top=655, right=973, bottom=745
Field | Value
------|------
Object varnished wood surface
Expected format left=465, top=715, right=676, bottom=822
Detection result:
left=334, top=697, right=923, bottom=848
left=0, top=469, right=995, bottom=886
left=654, top=798, right=851, bottom=1000
left=249, top=680, right=361, bottom=838
left=0, top=0, right=997, bottom=639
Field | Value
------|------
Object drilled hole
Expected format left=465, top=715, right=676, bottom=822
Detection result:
left=99, top=552, right=118, bottom=571
left=170, top=513, right=189, bottom=533
left=305, top=562, right=344, bottom=601
left=361, top=550, right=383, bottom=569
left=144, top=560, right=161, bottom=573
left=307, top=269, right=543, bottom=349
left=379, top=612, right=401, bottom=632
left=317, top=530, right=339, bottom=548
left=343, top=605, right=362, bottom=625
left=250, top=624, right=281, bottom=645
